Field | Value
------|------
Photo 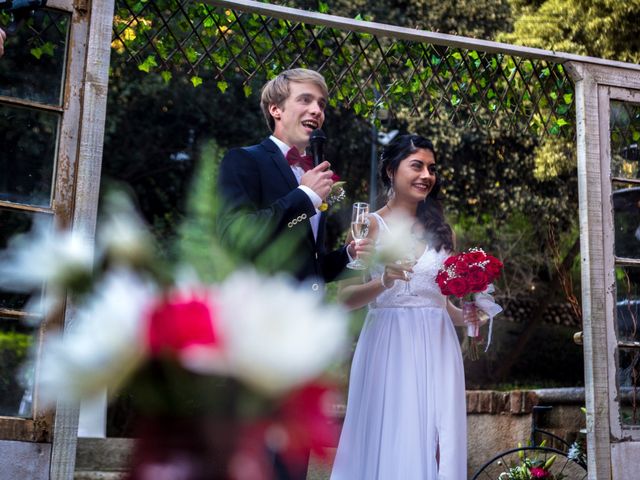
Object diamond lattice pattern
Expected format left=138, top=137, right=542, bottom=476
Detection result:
left=112, top=0, right=575, bottom=138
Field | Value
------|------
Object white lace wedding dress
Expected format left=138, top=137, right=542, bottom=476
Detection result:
left=330, top=213, right=467, bottom=480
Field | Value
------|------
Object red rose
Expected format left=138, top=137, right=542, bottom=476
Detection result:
left=467, top=265, right=489, bottom=292
left=146, top=290, right=219, bottom=357
left=530, top=467, right=551, bottom=478
left=443, top=255, right=459, bottom=268
left=485, top=256, right=503, bottom=281
left=454, top=259, right=470, bottom=275
left=331, top=173, right=341, bottom=182
left=446, top=276, right=469, bottom=298
left=465, top=249, right=487, bottom=263
left=436, top=270, right=451, bottom=293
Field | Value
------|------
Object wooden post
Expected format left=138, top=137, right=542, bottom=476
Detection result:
left=49, top=0, right=116, bottom=478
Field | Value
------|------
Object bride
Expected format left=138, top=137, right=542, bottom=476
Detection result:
left=331, top=134, right=468, bottom=479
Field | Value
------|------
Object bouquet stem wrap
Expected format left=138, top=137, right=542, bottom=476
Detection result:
left=473, top=284, right=503, bottom=352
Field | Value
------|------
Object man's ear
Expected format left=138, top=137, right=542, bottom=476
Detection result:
left=269, top=103, right=282, bottom=120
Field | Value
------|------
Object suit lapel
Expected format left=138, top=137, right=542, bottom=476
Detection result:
left=315, top=211, right=326, bottom=247
left=261, top=138, right=298, bottom=191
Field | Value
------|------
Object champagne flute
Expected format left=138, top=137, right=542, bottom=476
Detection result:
left=346, top=202, right=369, bottom=270
left=396, top=249, right=418, bottom=297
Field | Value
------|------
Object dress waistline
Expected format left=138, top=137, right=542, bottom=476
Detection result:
left=369, top=303, right=445, bottom=310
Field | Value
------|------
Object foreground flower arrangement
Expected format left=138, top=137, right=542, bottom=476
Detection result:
left=0, top=192, right=349, bottom=480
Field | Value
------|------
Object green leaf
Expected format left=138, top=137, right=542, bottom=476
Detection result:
left=212, top=52, right=227, bottom=68
left=564, top=93, right=573, bottom=104
left=185, top=46, right=199, bottom=64
left=632, top=130, right=640, bottom=141
left=138, top=55, right=158, bottom=73
left=243, top=84, right=252, bottom=97
left=41, top=42, right=55, bottom=57
left=318, top=1, right=329, bottom=13
left=215, top=79, right=227, bottom=91
left=191, top=76, right=204, bottom=88
left=30, top=47, right=43, bottom=59
left=556, top=118, right=569, bottom=127
left=161, top=71, right=172, bottom=84
left=544, top=455, right=557, bottom=469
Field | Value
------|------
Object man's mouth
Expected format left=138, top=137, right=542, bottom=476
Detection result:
left=302, top=120, right=318, bottom=130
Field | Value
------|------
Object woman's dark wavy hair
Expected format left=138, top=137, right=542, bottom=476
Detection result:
left=379, top=134, right=453, bottom=252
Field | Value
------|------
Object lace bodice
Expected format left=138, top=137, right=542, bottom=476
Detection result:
left=369, top=212, right=449, bottom=309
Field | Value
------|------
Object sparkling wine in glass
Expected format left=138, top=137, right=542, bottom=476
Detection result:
left=346, top=202, right=369, bottom=270
left=396, top=251, right=418, bottom=296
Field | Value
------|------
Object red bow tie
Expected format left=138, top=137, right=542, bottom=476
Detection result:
left=286, top=146, right=313, bottom=172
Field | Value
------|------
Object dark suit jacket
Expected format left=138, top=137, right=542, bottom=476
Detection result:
left=217, top=137, right=348, bottom=282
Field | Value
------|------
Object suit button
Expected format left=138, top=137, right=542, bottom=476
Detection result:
left=311, top=283, right=320, bottom=291
left=287, top=222, right=293, bottom=228
left=301, top=214, right=307, bottom=219
left=292, top=219, right=298, bottom=225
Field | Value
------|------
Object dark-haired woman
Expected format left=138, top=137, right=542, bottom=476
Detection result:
left=331, top=134, right=467, bottom=479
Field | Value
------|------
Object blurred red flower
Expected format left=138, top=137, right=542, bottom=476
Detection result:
left=147, top=291, right=219, bottom=356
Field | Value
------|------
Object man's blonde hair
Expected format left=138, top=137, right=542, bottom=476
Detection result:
left=260, top=68, right=329, bottom=132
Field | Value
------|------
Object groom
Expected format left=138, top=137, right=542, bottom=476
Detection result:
left=217, top=68, right=360, bottom=286
left=217, top=68, right=362, bottom=480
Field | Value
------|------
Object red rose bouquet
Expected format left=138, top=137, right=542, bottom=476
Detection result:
left=436, top=248, right=504, bottom=360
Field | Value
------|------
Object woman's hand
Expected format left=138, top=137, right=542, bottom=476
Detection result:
left=381, top=262, right=413, bottom=288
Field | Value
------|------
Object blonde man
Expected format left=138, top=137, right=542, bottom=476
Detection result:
left=218, top=68, right=362, bottom=283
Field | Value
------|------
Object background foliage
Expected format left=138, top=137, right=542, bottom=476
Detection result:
left=101, top=0, right=639, bottom=386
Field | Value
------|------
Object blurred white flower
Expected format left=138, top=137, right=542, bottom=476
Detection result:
left=373, top=210, right=416, bottom=264
left=37, top=269, right=156, bottom=406
left=98, top=191, right=154, bottom=267
left=0, top=219, right=94, bottom=314
left=215, top=270, right=348, bottom=396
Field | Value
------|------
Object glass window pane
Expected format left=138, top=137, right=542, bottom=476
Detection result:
left=0, top=9, right=70, bottom=105
left=0, top=104, right=59, bottom=207
left=0, top=317, right=35, bottom=418
left=612, top=185, right=640, bottom=259
left=610, top=100, right=640, bottom=180
left=0, top=209, right=49, bottom=310
left=615, top=266, right=640, bottom=344
left=616, top=347, right=640, bottom=426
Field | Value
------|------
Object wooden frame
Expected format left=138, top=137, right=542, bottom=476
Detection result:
left=49, top=1, right=117, bottom=477
left=566, top=61, right=640, bottom=479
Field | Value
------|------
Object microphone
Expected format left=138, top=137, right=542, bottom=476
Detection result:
left=309, top=128, right=326, bottom=168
